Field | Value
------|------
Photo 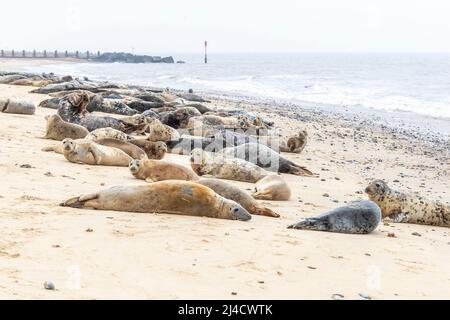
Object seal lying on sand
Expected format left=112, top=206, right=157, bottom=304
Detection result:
left=85, top=127, right=132, bottom=142
left=129, top=159, right=199, bottom=182
left=62, top=138, right=132, bottom=166
left=288, top=200, right=382, bottom=234
left=0, top=98, right=35, bottom=115
left=190, top=149, right=268, bottom=183
left=147, top=119, right=180, bottom=142
left=95, top=139, right=147, bottom=160
left=128, top=139, right=167, bottom=160
left=365, top=180, right=450, bottom=227
left=57, top=92, right=145, bottom=133
left=197, top=178, right=280, bottom=218
left=60, top=181, right=252, bottom=221
left=43, top=114, right=89, bottom=141
left=222, top=143, right=313, bottom=176
left=252, top=175, right=291, bottom=201
left=39, top=97, right=62, bottom=109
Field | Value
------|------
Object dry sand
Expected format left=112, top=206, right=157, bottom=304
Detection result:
left=0, top=63, right=449, bottom=299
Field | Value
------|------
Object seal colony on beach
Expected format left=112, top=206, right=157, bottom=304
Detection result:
left=1, top=70, right=447, bottom=234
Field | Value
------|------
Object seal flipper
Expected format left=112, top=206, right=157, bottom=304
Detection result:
left=252, top=189, right=272, bottom=200
left=288, top=164, right=313, bottom=177
left=60, top=193, right=99, bottom=208
left=253, top=206, right=280, bottom=218
left=288, top=217, right=330, bottom=231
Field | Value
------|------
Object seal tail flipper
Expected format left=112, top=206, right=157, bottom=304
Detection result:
left=254, top=206, right=280, bottom=218
left=288, top=217, right=329, bottom=231
left=60, top=193, right=99, bottom=208
left=289, top=164, right=314, bottom=177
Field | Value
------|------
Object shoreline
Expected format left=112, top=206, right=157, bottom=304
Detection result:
left=1, top=58, right=450, bottom=139
left=0, top=66, right=449, bottom=299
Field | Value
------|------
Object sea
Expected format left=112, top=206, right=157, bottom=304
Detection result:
left=22, top=52, right=450, bottom=136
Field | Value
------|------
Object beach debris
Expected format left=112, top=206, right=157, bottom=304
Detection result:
left=20, top=164, right=33, bottom=169
left=332, top=294, right=345, bottom=300
left=322, top=193, right=330, bottom=198
left=231, top=292, right=238, bottom=296
left=411, top=232, right=422, bottom=237
left=44, top=281, right=55, bottom=291
left=86, top=228, right=94, bottom=233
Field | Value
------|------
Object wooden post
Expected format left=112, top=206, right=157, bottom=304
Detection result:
left=76, top=51, right=79, bottom=58
left=54, top=50, right=58, bottom=58
left=1, top=50, right=3, bottom=57
left=204, top=41, right=208, bottom=64
left=22, top=50, right=25, bottom=57
left=65, top=50, right=68, bottom=58
left=33, top=50, right=36, bottom=58
left=86, top=51, right=90, bottom=59
left=44, top=50, right=47, bottom=58
left=97, top=51, right=100, bottom=57
left=12, top=50, right=15, bottom=57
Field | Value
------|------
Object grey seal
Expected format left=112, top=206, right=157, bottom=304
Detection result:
left=288, top=200, right=382, bottom=234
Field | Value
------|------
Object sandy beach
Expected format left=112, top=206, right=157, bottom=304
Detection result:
left=0, top=60, right=449, bottom=300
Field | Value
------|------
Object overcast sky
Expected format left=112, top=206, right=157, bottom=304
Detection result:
left=1, top=0, right=450, bottom=54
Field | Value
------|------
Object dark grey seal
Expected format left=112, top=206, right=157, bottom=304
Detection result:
left=288, top=200, right=382, bottom=234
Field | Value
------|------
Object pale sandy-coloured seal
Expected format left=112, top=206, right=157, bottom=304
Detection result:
left=288, top=200, right=382, bottom=234
left=0, top=98, right=35, bottom=115
left=62, top=138, right=132, bottom=166
left=43, top=114, right=89, bottom=141
left=128, top=139, right=167, bottom=160
left=365, top=180, right=450, bottom=227
left=222, top=143, right=313, bottom=176
left=197, top=178, right=280, bottom=218
left=85, top=127, right=132, bottom=142
left=190, top=149, right=268, bottom=183
left=252, top=175, right=291, bottom=201
left=129, top=159, right=199, bottom=182
left=95, top=139, right=147, bottom=160
left=147, top=119, right=180, bottom=142
left=61, top=180, right=252, bottom=221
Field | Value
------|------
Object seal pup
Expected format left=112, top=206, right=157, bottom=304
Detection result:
left=128, top=139, right=167, bottom=160
left=222, top=143, right=313, bottom=176
left=129, top=159, right=199, bottom=182
left=95, top=139, right=147, bottom=160
left=85, top=127, right=132, bottom=142
left=365, top=180, right=450, bottom=227
left=147, top=119, right=180, bottom=142
left=61, top=181, right=252, bottom=221
left=0, top=98, right=35, bottom=115
left=43, top=114, right=89, bottom=141
left=190, top=149, right=268, bottom=183
left=288, top=200, right=382, bottom=234
left=252, top=175, right=291, bottom=201
left=197, top=178, right=280, bottom=218
left=62, top=138, right=132, bottom=166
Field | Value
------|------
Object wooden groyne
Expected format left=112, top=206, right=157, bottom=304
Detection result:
left=0, top=50, right=101, bottom=59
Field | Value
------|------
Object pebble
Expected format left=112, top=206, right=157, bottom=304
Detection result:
left=307, top=266, right=317, bottom=270
left=358, top=293, right=372, bottom=300
left=86, top=228, right=94, bottom=233
left=20, top=164, right=33, bottom=169
left=387, top=232, right=397, bottom=238
left=231, top=292, right=237, bottom=296
left=411, top=232, right=422, bottom=237
left=322, top=193, right=330, bottom=198
left=44, top=281, right=55, bottom=290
